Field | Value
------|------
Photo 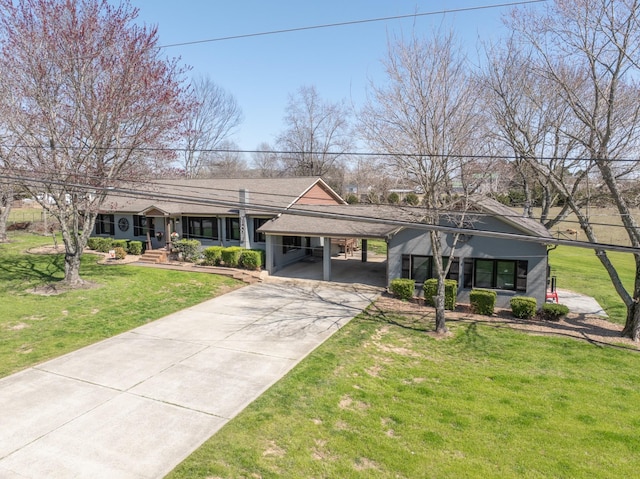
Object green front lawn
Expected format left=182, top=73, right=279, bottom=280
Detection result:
left=169, top=246, right=640, bottom=478
left=0, top=233, right=241, bottom=377
left=169, top=309, right=640, bottom=478
left=549, top=246, right=635, bottom=323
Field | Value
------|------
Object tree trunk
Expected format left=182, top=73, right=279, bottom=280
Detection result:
left=434, top=276, right=448, bottom=334
left=0, top=188, right=12, bottom=243
left=0, top=206, right=9, bottom=243
left=63, top=251, right=85, bottom=286
left=622, top=300, right=640, bottom=341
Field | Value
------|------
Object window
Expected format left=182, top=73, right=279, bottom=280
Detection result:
left=401, top=255, right=459, bottom=283
left=95, top=214, right=114, bottom=235
left=133, top=215, right=154, bottom=237
left=253, top=218, right=268, bottom=243
left=282, top=235, right=302, bottom=254
left=225, top=217, right=240, bottom=241
left=184, top=216, right=218, bottom=240
left=465, top=258, right=528, bottom=291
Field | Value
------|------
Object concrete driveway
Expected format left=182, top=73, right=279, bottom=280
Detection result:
left=0, top=281, right=380, bottom=478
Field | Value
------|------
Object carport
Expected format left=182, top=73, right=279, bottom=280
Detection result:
left=257, top=205, right=407, bottom=286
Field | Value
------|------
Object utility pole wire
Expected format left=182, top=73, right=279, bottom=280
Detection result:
left=3, top=172, right=638, bottom=255
left=157, top=1, right=548, bottom=49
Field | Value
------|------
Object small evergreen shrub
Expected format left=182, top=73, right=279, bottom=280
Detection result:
left=173, top=239, right=202, bottom=262
left=470, top=289, right=497, bottom=316
left=345, top=194, right=359, bottom=204
left=202, top=246, right=224, bottom=266
left=221, top=246, right=243, bottom=267
left=113, top=246, right=127, bottom=260
left=112, top=239, right=128, bottom=251
left=539, top=303, right=570, bottom=321
left=510, top=296, right=537, bottom=319
left=387, top=192, right=400, bottom=204
left=389, top=278, right=415, bottom=300
left=87, top=237, right=101, bottom=250
left=404, top=192, right=420, bottom=206
left=128, top=241, right=143, bottom=255
left=95, top=237, right=114, bottom=253
left=240, top=249, right=262, bottom=270
left=423, top=278, right=458, bottom=310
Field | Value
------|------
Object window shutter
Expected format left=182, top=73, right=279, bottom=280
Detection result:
left=516, top=260, right=528, bottom=292
left=401, top=255, right=410, bottom=278
left=463, top=258, right=473, bottom=288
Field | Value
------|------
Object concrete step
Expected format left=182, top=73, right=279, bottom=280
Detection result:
left=138, top=250, right=168, bottom=264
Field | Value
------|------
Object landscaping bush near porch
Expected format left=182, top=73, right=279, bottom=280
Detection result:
left=389, top=278, right=415, bottom=300
left=470, top=288, right=497, bottom=316
left=510, top=296, right=537, bottom=319
left=423, top=278, right=457, bottom=310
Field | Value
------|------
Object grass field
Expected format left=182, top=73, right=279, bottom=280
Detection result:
left=168, top=305, right=640, bottom=479
left=168, top=244, right=640, bottom=478
left=0, top=232, right=241, bottom=377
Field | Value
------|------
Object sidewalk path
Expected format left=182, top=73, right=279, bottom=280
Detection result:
left=0, top=282, right=380, bottom=478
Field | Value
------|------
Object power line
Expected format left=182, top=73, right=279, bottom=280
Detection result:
left=2, top=170, right=637, bottom=231
left=2, top=142, right=639, bottom=163
left=2, top=172, right=638, bottom=254
left=157, top=1, right=548, bottom=49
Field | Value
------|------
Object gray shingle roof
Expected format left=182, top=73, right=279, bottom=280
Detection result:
left=101, top=177, right=337, bottom=216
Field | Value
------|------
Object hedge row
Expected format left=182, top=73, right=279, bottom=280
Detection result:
left=202, top=245, right=264, bottom=270
left=87, top=237, right=143, bottom=255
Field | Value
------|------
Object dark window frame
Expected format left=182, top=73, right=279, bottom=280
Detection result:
left=184, top=216, right=218, bottom=240
left=401, top=255, right=459, bottom=284
left=95, top=214, right=114, bottom=235
left=133, top=215, right=154, bottom=237
left=253, top=218, right=268, bottom=243
left=465, top=258, right=528, bottom=292
left=282, top=235, right=302, bottom=254
left=225, top=217, right=240, bottom=241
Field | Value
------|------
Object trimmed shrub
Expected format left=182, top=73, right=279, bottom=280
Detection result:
left=173, top=239, right=202, bottom=262
left=221, top=246, right=243, bottom=267
left=423, top=278, right=458, bottom=310
left=389, top=278, right=415, bottom=300
left=510, top=296, right=537, bottom=319
left=87, top=237, right=101, bottom=250
left=128, top=241, right=143, bottom=255
left=202, top=246, right=224, bottom=266
left=113, top=246, right=127, bottom=260
left=539, top=303, right=569, bottom=321
left=112, top=239, right=128, bottom=251
left=95, top=237, right=114, bottom=253
left=470, top=289, right=497, bottom=316
left=240, top=249, right=262, bottom=270
left=387, top=192, right=400, bottom=204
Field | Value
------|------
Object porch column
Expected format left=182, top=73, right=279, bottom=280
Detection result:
left=265, top=235, right=275, bottom=274
left=361, top=239, right=368, bottom=262
left=323, top=236, right=332, bottom=281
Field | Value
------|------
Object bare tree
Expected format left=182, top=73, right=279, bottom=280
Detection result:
left=252, top=142, right=284, bottom=178
left=277, top=85, right=353, bottom=182
left=0, top=0, right=190, bottom=285
left=479, top=35, right=582, bottom=227
left=506, top=0, right=640, bottom=339
left=205, top=140, right=247, bottom=178
left=181, top=76, right=243, bottom=178
left=0, top=179, right=12, bottom=243
left=360, top=31, right=484, bottom=333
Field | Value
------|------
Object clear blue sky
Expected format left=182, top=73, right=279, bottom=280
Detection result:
left=127, top=0, right=543, bottom=151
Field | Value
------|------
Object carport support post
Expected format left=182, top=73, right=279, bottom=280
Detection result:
left=323, top=236, right=332, bottom=281
left=361, top=239, right=368, bottom=262
left=265, top=235, right=275, bottom=274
